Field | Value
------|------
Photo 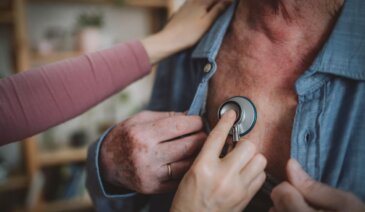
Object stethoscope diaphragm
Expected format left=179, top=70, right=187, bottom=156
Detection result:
left=217, top=96, right=257, bottom=142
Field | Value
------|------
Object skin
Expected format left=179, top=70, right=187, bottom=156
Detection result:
left=141, top=0, right=232, bottom=64
left=270, top=159, right=365, bottom=212
left=207, top=0, right=344, bottom=181
left=206, top=0, right=365, bottom=210
left=171, top=111, right=267, bottom=212
left=101, top=0, right=365, bottom=211
left=101, top=111, right=207, bottom=193
left=100, top=0, right=231, bottom=194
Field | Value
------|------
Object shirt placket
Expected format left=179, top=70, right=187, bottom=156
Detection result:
left=291, top=75, right=328, bottom=180
left=187, top=60, right=217, bottom=116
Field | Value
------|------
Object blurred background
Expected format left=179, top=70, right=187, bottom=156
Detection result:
left=0, top=0, right=184, bottom=211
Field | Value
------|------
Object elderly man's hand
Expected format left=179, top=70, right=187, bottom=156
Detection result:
left=100, top=111, right=207, bottom=194
left=270, top=159, right=365, bottom=212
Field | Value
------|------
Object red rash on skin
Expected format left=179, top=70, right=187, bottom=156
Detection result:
left=101, top=121, right=144, bottom=191
left=206, top=0, right=342, bottom=180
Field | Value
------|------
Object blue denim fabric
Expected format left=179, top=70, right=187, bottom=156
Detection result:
left=86, top=0, right=365, bottom=211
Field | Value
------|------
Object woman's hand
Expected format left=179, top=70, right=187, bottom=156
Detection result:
left=270, top=159, right=365, bottom=212
left=142, top=0, right=231, bottom=64
left=170, top=111, right=267, bottom=212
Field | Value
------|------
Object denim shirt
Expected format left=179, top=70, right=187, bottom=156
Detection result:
left=86, top=0, right=365, bottom=211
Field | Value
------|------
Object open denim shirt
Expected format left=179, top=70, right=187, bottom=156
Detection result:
left=87, top=0, right=365, bottom=211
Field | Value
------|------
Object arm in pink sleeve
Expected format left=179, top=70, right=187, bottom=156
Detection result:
left=0, top=40, right=151, bottom=146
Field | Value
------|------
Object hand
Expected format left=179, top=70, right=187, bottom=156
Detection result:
left=171, top=110, right=267, bottom=212
left=141, top=0, right=231, bottom=64
left=162, top=0, right=232, bottom=49
left=270, top=159, right=365, bottom=212
left=100, top=111, right=207, bottom=194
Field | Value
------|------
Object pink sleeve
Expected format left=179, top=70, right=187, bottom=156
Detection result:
left=0, top=40, right=151, bottom=145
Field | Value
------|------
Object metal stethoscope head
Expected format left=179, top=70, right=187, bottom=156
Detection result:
left=218, top=97, right=278, bottom=197
left=217, top=96, right=257, bottom=142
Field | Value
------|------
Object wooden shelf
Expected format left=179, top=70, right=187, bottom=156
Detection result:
left=29, top=0, right=113, bottom=4
left=39, top=147, right=88, bottom=167
left=30, top=51, right=84, bottom=66
left=0, top=175, right=28, bottom=193
left=125, top=0, right=166, bottom=8
left=0, top=11, right=13, bottom=24
left=29, top=0, right=168, bottom=7
left=43, top=195, right=92, bottom=212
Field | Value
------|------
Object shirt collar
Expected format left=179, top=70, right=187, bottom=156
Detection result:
left=310, top=0, right=365, bottom=81
left=192, top=0, right=365, bottom=81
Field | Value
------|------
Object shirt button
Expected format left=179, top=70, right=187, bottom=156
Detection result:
left=203, top=63, right=212, bottom=73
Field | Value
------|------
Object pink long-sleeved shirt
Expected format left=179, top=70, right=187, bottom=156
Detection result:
left=0, top=41, right=151, bottom=146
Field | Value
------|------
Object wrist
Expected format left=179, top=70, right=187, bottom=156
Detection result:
left=141, top=30, right=185, bottom=65
left=159, top=29, right=189, bottom=52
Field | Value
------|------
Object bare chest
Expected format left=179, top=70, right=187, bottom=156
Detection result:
left=206, top=37, right=303, bottom=180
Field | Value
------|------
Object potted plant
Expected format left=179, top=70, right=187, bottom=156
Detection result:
left=77, top=12, right=104, bottom=52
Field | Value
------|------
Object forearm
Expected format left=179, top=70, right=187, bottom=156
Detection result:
left=141, top=31, right=186, bottom=65
left=0, top=41, right=151, bottom=145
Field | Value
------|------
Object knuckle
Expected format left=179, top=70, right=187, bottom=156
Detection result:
left=301, top=178, right=317, bottom=196
left=271, top=182, right=289, bottom=199
left=272, top=187, right=293, bottom=206
left=174, top=120, right=187, bottom=132
left=190, top=162, right=210, bottom=178
left=255, top=154, right=267, bottom=168
left=167, top=111, right=178, bottom=117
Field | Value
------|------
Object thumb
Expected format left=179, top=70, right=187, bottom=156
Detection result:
left=287, top=159, right=345, bottom=210
left=207, top=0, right=232, bottom=20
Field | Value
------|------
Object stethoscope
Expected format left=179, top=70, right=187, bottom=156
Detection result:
left=217, top=96, right=257, bottom=143
left=217, top=96, right=278, bottom=196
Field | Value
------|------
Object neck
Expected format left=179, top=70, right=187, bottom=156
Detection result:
left=235, top=0, right=344, bottom=42
left=219, top=0, right=344, bottom=92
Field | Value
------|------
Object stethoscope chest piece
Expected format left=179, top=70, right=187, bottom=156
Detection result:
left=217, top=96, right=257, bottom=142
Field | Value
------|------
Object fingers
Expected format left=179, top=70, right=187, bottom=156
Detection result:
left=237, top=172, right=266, bottom=209
left=207, top=0, right=231, bottom=19
left=286, top=159, right=346, bottom=210
left=224, top=141, right=258, bottom=170
left=128, top=111, right=185, bottom=125
left=144, top=115, right=204, bottom=142
left=246, top=172, right=266, bottom=198
left=287, top=159, right=365, bottom=212
left=159, top=158, right=195, bottom=182
left=160, top=131, right=207, bottom=163
left=200, top=110, right=236, bottom=158
left=239, top=153, right=267, bottom=183
left=271, top=182, right=314, bottom=212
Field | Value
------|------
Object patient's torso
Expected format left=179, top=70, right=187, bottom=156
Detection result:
left=206, top=18, right=332, bottom=181
left=206, top=34, right=299, bottom=180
